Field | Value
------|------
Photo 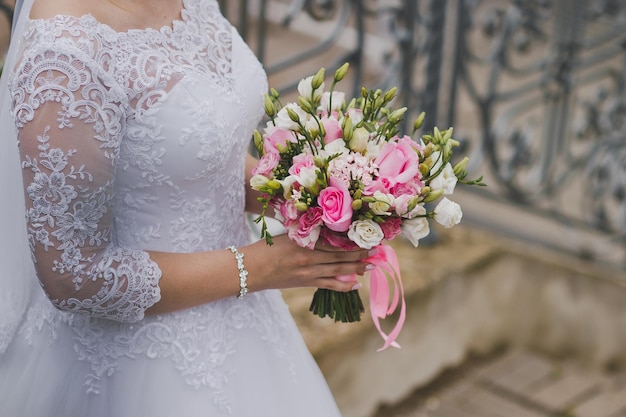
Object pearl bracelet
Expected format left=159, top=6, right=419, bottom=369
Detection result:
left=228, top=246, right=248, bottom=299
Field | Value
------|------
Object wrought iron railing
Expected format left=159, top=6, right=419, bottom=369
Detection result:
left=222, top=0, right=626, bottom=270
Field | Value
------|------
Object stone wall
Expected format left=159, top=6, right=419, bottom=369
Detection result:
left=281, top=225, right=626, bottom=417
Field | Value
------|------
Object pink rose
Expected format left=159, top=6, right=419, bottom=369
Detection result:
left=287, top=207, right=323, bottom=249
left=320, top=114, right=343, bottom=144
left=318, top=177, right=353, bottom=232
left=391, top=179, right=422, bottom=198
left=375, top=135, right=419, bottom=185
left=252, top=152, right=280, bottom=177
left=364, top=177, right=393, bottom=195
left=288, top=153, right=315, bottom=176
left=380, top=217, right=402, bottom=240
left=264, top=125, right=296, bottom=154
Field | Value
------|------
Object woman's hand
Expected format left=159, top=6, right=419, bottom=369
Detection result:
left=244, top=234, right=373, bottom=293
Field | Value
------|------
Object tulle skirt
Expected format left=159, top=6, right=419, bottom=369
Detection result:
left=0, top=289, right=341, bottom=417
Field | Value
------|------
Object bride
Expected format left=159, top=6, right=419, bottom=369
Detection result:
left=0, top=0, right=372, bottom=415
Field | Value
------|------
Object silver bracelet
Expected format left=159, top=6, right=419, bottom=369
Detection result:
left=228, top=246, right=248, bottom=299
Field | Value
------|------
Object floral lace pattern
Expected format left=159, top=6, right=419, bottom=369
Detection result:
left=9, top=0, right=291, bottom=410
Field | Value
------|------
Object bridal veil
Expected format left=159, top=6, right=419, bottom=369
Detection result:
left=0, top=0, right=37, bottom=354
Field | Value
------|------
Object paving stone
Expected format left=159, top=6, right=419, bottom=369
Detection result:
left=450, top=384, right=547, bottom=417
left=478, top=350, right=555, bottom=396
left=573, top=386, right=626, bottom=417
left=530, top=368, right=603, bottom=411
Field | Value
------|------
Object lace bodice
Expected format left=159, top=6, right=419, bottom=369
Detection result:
left=10, top=0, right=267, bottom=321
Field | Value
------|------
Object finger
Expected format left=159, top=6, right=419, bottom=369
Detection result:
left=303, top=261, right=372, bottom=279
left=315, top=277, right=362, bottom=292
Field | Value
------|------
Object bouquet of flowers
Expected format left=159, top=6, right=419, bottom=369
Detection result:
left=251, top=63, right=484, bottom=349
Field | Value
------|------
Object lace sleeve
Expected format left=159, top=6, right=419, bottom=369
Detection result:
left=11, top=25, right=162, bottom=323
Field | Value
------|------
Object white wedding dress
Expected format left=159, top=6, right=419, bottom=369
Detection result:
left=0, top=0, right=342, bottom=416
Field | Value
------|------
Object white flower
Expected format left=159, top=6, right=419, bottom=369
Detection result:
left=395, top=197, right=425, bottom=219
left=250, top=174, right=270, bottom=191
left=275, top=103, right=309, bottom=131
left=322, top=139, right=349, bottom=158
left=434, top=197, right=462, bottom=228
left=298, top=76, right=324, bottom=100
left=345, top=108, right=364, bottom=125
left=348, top=127, right=370, bottom=153
left=370, top=191, right=394, bottom=215
left=348, top=219, right=384, bottom=249
left=401, top=216, right=430, bottom=247
left=429, top=162, right=457, bottom=195
left=294, top=166, right=318, bottom=189
left=320, top=91, right=345, bottom=113
left=365, top=140, right=382, bottom=159
left=429, top=151, right=443, bottom=173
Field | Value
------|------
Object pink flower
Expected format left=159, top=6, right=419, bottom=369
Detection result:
left=264, top=125, right=296, bottom=154
left=320, top=228, right=359, bottom=250
left=252, top=152, right=280, bottom=176
left=380, top=217, right=402, bottom=240
left=320, top=114, right=343, bottom=144
left=375, top=135, right=419, bottom=186
left=288, top=153, right=315, bottom=176
left=287, top=207, right=323, bottom=249
left=279, top=199, right=299, bottom=223
left=364, top=177, right=393, bottom=195
left=391, top=179, right=422, bottom=198
left=318, top=177, right=353, bottom=232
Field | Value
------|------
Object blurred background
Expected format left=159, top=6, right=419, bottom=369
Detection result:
left=218, top=1, right=626, bottom=416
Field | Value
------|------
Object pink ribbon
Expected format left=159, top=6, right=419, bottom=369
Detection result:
left=366, top=244, right=405, bottom=351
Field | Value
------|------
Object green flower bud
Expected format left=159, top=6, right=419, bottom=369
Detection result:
left=388, top=107, right=408, bottom=123
left=423, top=188, right=444, bottom=203
left=287, top=107, right=301, bottom=123
left=295, top=201, right=309, bottom=211
left=267, top=180, right=282, bottom=191
left=311, top=67, right=326, bottom=90
left=253, top=130, right=264, bottom=155
left=263, top=94, right=275, bottom=117
left=414, top=112, right=426, bottom=130
left=420, top=186, right=431, bottom=196
left=453, top=157, right=469, bottom=177
left=334, top=63, right=349, bottom=82
left=297, top=96, right=314, bottom=114
left=351, top=199, right=363, bottom=211
left=270, top=88, right=280, bottom=99
left=383, top=87, right=397, bottom=103
left=419, top=163, right=430, bottom=176
left=343, top=117, right=354, bottom=142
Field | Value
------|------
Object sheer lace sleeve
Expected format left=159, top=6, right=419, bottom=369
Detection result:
left=10, top=21, right=162, bottom=323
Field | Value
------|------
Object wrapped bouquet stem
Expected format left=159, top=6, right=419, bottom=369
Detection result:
left=250, top=64, right=485, bottom=350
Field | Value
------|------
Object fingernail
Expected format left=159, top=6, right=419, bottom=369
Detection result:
left=351, top=282, right=363, bottom=291
left=368, top=248, right=379, bottom=256
left=365, top=264, right=375, bottom=271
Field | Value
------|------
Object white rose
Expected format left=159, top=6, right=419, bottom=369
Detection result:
left=429, top=162, right=457, bottom=195
left=370, top=191, right=394, bottom=215
left=250, top=174, right=270, bottom=191
left=298, top=76, right=324, bottom=100
left=275, top=103, right=309, bottom=131
left=434, top=197, right=462, bottom=228
left=401, top=216, right=430, bottom=247
left=348, top=219, right=384, bottom=249
left=320, top=91, right=345, bottom=113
